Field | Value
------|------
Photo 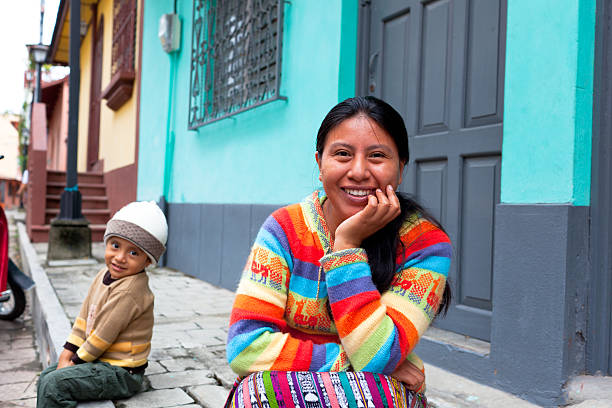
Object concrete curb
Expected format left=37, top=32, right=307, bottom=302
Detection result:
left=17, top=221, right=71, bottom=366
left=17, top=222, right=114, bottom=408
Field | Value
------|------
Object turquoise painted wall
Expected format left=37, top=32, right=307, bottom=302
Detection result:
left=501, top=0, right=595, bottom=205
left=138, top=1, right=358, bottom=205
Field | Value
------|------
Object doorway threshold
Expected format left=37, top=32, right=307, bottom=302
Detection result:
left=422, top=326, right=490, bottom=357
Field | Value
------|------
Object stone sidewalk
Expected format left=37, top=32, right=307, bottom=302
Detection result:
left=12, top=211, right=612, bottom=408
left=0, top=210, right=41, bottom=408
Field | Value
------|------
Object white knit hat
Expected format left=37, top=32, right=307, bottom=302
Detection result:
left=104, top=201, right=168, bottom=264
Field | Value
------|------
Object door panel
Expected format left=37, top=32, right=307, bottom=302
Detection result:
left=459, top=156, right=500, bottom=312
left=419, top=0, right=451, bottom=133
left=465, top=0, right=503, bottom=126
left=380, top=9, right=410, bottom=115
left=416, top=160, right=447, bottom=224
left=362, top=0, right=506, bottom=341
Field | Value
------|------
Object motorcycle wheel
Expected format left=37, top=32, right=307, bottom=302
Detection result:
left=0, top=274, right=26, bottom=320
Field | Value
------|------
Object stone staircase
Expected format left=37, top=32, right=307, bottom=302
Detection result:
left=29, top=170, right=110, bottom=242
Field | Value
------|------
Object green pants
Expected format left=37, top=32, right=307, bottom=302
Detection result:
left=37, top=362, right=143, bottom=408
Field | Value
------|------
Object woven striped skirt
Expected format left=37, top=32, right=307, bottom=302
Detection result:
left=224, top=371, right=428, bottom=408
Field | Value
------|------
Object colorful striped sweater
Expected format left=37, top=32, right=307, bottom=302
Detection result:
left=227, top=190, right=451, bottom=376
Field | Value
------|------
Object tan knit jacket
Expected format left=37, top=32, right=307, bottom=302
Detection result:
left=66, top=268, right=154, bottom=368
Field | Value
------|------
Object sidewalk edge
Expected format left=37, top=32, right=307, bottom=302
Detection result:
left=17, top=221, right=71, bottom=368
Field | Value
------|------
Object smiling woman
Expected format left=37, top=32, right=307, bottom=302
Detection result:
left=225, top=97, right=452, bottom=408
left=315, top=115, right=405, bottom=239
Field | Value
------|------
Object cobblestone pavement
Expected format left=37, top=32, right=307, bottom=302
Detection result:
left=0, top=210, right=40, bottom=408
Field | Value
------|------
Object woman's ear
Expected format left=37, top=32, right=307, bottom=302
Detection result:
left=315, top=152, right=322, bottom=181
left=397, top=160, right=406, bottom=186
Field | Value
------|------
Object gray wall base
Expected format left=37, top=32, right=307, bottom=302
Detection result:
left=165, top=203, right=281, bottom=290
left=417, top=204, right=589, bottom=407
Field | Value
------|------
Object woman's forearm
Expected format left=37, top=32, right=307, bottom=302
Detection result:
left=322, top=221, right=451, bottom=374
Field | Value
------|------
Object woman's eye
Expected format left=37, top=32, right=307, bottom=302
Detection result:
left=335, top=150, right=350, bottom=157
left=370, top=152, right=386, bottom=158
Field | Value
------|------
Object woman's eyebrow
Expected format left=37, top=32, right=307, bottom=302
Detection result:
left=367, top=144, right=393, bottom=150
left=327, top=142, right=353, bottom=150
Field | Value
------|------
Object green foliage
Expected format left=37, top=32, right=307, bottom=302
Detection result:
left=17, top=102, right=28, bottom=174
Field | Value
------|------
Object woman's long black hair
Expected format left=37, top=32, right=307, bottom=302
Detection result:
left=316, top=96, right=451, bottom=316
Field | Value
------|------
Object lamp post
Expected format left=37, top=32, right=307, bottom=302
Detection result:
left=26, top=43, right=49, bottom=103
left=47, top=0, right=92, bottom=261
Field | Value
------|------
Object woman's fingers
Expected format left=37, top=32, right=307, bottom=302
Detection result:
left=372, top=186, right=400, bottom=223
left=404, top=367, right=425, bottom=391
left=391, top=359, right=425, bottom=391
left=333, top=186, right=401, bottom=250
left=388, top=185, right=400, bottom=210
left=376, top=188, right=390, bottom=207
left=361, top=194, right=379, bottom=218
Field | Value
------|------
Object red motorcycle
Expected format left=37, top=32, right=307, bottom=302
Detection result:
left=0, top=155, right=35, bottom=320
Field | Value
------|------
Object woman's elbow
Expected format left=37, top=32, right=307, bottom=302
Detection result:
left=228, top=356, right=252, bottom=377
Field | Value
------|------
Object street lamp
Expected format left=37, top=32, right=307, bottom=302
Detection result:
left=26, top=43, right=49, bottom=103
left=47, top=0, right=92, bottom=261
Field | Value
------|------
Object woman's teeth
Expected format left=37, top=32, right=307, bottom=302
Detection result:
left=345, top=189, right=371, bottom=197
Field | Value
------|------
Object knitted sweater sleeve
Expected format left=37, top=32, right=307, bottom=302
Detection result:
left=227, top=213, right=350, bottom=376
left=322, top=216, right=451, bottom=374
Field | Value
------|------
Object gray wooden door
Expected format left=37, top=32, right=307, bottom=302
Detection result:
left=358, top=0, right=506, bottom=341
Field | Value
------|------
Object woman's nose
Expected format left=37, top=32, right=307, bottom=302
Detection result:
left=348, top=156, right=369, bottom=180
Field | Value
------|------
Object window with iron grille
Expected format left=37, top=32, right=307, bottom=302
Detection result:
left=189, top=0, right=285, bottom=129
left=101, top=0, right=137, bottom=111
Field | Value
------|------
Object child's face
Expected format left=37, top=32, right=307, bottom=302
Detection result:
left=105, top=237, right=151, bottom=279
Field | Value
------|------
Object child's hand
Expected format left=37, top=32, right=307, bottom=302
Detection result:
left=333, top=185, right=401, bottom=251
left=57, top=359, right=75, bottom=369
left=57, top=348, right=76, bottom=369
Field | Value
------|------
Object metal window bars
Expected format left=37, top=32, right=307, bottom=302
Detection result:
left=112, top=0, right=137, bottom=76
left=189, top=0, right=285, bottom=129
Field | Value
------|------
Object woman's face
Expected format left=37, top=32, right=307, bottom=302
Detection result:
left=316, top=115, right=405, bottom=228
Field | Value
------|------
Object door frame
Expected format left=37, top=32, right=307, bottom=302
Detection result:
left=588, top=0, right=612, bottom=375
left=356, top=0, right=371, bottom=97
left=87, top=6, right=103, bottom=172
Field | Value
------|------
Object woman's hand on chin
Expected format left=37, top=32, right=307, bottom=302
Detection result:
left=333, top=185, right=401, bottom=251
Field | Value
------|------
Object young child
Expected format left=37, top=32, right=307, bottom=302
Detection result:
left=37, top=201, right=167, bottom=408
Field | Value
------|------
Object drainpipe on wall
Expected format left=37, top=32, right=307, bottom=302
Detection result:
left=157, top=8, right=181, bottom=266
left=162, top=53, right=177, bottom=205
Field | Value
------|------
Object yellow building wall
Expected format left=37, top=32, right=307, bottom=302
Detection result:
left=77, top=24, right=93, bottom=173
left=75, top=0, right=140, bottom=174
left=97, top=0, right=140, bottom=172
